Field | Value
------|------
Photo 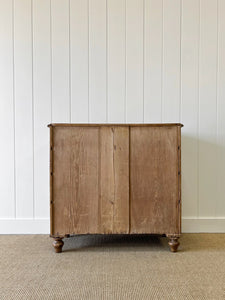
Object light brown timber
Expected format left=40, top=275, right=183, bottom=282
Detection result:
left=49, top=124, right=183, bottom=252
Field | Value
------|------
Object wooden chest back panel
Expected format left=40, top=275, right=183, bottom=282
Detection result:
left=53, top=127, right=99, bottom=235
left=99, top=126, right=129, bottom=233
left=50, top=124, right=181, bottom=237
left=51, top=126, right=129, bottom=236
left=130, top=126, right=180, bottom=234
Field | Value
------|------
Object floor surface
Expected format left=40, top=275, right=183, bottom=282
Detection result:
left=0, top=234, right=225, bottom=299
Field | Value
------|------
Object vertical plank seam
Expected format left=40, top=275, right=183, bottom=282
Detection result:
left=179, top=0, right=183, bottom=123
left=179, top=1, right=182, bottom=225
left=128, top=126, right=131, bottom=233
left=143, top=0, right=145, bottom=123
left=197, top=0, right=201, bottom=218
left=12, top=0, right=16, bottom=219
left=98, top=127, right=101, bottom=232
left=69, top=128, right=72, bottom=234
left=177, top=127, right=179, bottom=232
left=161, top=0, right=164, bottom=122
left=180, top=127, right=182, bottom=233
left=112, top=127, right=115, bottom=232
left=31, top=0, right=35, bottom=219
left=49, top=0, right=53, bottom=231
left=177, top=126, right=181, bottom=233
left=215, top=0, right=219, bottom=217
left=49, top=126, right=53, bottom=235
left=69, top=0, right=71, bottom=123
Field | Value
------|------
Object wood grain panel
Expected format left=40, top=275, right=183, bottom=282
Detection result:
left=99, top=126, right=129, bottom=233
left=130, top=126, right=180, bottom=234
left=52, top=127, right=99, bottom=235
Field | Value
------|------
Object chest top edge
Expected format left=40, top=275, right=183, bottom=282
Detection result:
left=47, top=123, right=184, bottom=128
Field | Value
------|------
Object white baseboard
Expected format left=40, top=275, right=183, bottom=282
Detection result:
left=0, top=219, right=50, bottom=234
left=0, top=218, right=225, bottom=234
left=182, top=218, right=225, bottom=233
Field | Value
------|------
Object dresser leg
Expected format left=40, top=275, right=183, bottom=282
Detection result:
left=53, top=237, right=64, bottom=253
left=167, top=235, right=180, bottom=252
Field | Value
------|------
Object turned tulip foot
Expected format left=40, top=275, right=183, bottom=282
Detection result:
left=167, top=235, right=180, bottom=252
left=53, top=237, right=64, bottom=253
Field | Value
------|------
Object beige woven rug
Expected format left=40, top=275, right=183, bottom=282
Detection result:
left=0, top=234, right=225, bottom=299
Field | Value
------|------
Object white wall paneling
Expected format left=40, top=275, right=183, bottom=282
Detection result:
left=198, top=0, right=218, bottom=217
left=126, top=0, right=144, bottom=123
left=70, top=0, right=89, bottom=123
left=14, top=0, right=33, bottom=218
left=89, top=0, right=107, bottom=122
left=162, top=0, right=181, bottom=122
left=181, top=0, right=199, bottom=218
left=107, top=0, right=126, bottom=122
left=0, top=0, right=14, bottom=218
left=144, top=0, right=163, bottom=123
left=216, top=0, right=225, bottom=217
left=33, top=0, right=51, bottom=218
left=51, top=0, right=70, bottom=122
left=0, top=0, right=225, bottom=233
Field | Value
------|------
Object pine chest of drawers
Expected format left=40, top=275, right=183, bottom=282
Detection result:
left=48, top=123, right=183, bottom=252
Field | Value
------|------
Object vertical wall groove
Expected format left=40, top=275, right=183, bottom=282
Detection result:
left=124, top=0, right=127, bottom=123
left=143, top=0, right=145, bottom=123
left=215, top=0, right=219, bottom=216
left=106, top=0, right=108, bottom=122
left=50, top=0, right=52, bottom=123
left=69, top=0, right=71, bottom=123
left=12, top=0, right=16, bottom=218
left=161, top=0, right=164, bottom=122
left=197, top=0, right=201, bottom=218
left=31, top=0, right=35, bottom=219
left=179, top=0, right=183, bottom=123
left=125, top=0, right=127, bottom=123
left=88, top=0, right=90, bottom=123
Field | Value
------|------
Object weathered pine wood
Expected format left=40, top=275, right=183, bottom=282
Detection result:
left=49, top=125, right=54, bottom=235
left=177, top=126, right=182, bottom=233
left=48, top=123, right=183, bottom=127
left=52, top=127, right=99, bottom=235
left=130, top=126, right=180, bottom=235
left=51, top=126, right=130, bottom=237
left=99, top=126, right=129, bottom=233
left=49, top=124, right=182, bottom=252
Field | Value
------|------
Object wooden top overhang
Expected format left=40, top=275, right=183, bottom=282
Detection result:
left=48, top=123, right=184, bottom=128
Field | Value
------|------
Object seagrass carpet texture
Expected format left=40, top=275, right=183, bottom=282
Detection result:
left=0, top=234, right=225, bottom=300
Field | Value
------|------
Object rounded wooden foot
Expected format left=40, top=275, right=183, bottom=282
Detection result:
left=167, top=235, right=180, bottom=252
left=53, top=237, right=64, bottom=253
